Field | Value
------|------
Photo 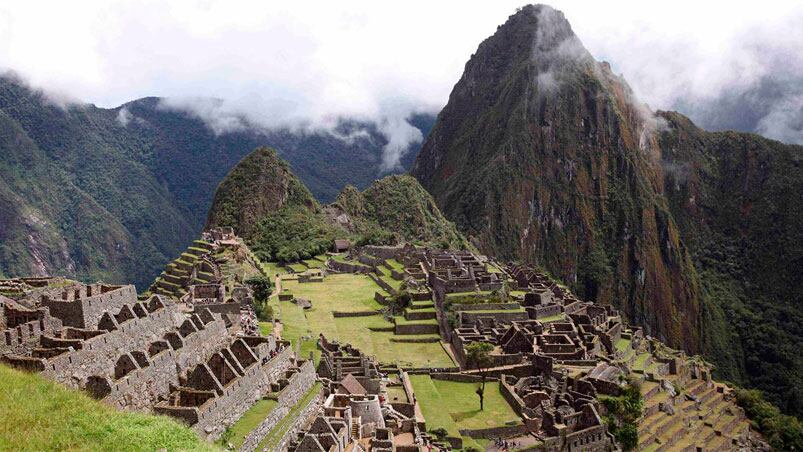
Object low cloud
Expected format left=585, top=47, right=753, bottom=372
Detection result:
left=116, top=107, right=133, bottom=126
left=0, top=0, right=800, bottom=155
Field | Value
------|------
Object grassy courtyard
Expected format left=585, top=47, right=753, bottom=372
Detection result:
left=409, top=375, right=520, bottom=449
left=271, top=273, right=453, bottom=367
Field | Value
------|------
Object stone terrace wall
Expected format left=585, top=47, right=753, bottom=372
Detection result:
left=451, top=302, right=522, bottom=312
left=369, top=274, right=397, bottom=295
left=361, top=245, right=402, bottom=260
left=268, top=388, right=324, bottom=452
left=193, top=345, right=290, bottom=440
left=240, top=358, right=316, bottom=452
left=41, top=285, right=137, bottom=329
left=328, top=260, right=371, bottom=274
left=459, top=310, right=529, bottom=325
left=42, top=303, right=176, bottom=384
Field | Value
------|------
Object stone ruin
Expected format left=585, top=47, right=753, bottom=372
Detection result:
left=0, top=279, right=296, bottom=440
left=290, top=336, right=425, bottom=452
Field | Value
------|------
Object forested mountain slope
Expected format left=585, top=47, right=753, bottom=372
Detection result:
left=0, top=74, right=433, bottom=288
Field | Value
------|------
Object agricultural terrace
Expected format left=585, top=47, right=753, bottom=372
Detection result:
left=270, top=273, right=454, bottom=367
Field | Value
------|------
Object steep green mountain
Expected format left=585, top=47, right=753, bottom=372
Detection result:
left=657, top=111, right=803, bottom=415
left=411, top=4, right=802, bottom=416
left=329, top=175, right=468, bottom=249
left=0, top=74, right=434, bottom=288
left=205, top=147, right=318, bottom=239
left=206, top=149, right=467, bottom=262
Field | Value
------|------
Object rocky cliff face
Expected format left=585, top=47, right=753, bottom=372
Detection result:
left=412, top=4, right=702, bottom=352
left=412, top=4, right=803, bottom=416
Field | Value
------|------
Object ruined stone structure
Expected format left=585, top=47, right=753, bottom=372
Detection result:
left=289, top=337, right=426, bottom=452
left=0, top=278, right=297, bottom=441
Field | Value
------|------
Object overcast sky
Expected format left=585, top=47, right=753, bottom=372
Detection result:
left=1, top=0, right=801, bottom=155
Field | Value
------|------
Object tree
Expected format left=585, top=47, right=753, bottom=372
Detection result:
left=245, top=276, right=272, bottom=303
left=465, top=341, right=494, bottom=410
left=246, top=276, right=273, bottom=321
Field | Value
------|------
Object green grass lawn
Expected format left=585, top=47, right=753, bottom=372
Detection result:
left=386, top=259, right=404, bottom=271
left=258, top=383, right=321, bottom=451
left=379, top=274, right=403, bottom=292
left=220, top=398, right=278, bottom=449
left=615, top=338, right=631, bottom=353
left=261, top=261, right=287, bottom=277
left=538, top=313, right=566, bottom=323
left=274, top=274, right=452, bottom=367
left=286, top=263, right=307, bottom=273
left=633, top=352, right=651, bottom=370
left=409, top=375, right=520, bottom=449
left=302, top=256, right=326, bottom=268
left=0, top=364, right=217, bottom=452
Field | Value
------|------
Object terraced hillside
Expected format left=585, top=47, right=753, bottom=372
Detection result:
left=149, top=239, right=218, bottom=298
left=612, top=336, right=753, bottom=451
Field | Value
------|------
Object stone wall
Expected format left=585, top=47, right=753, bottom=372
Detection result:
left=358, top=255, right=385, bottom=268
left=395, top=323, right=439, bottom=335
left=268, top=389, right=324, bottom=452
left=451, top=302, right=522, bottom=312
left=41, top=285, right=137, bottom=329
left=239, top=358, right=315, bottom=452
left=361, top=246, right=403, bottom=260
left=327, top=260, right=371, bottom=274
left=527, top=304, right=563, bottom=320
left=459, top=310, right=529, bottom=325
left=431, top=372, right=497, bottom=383
left=332, top=311, right=381, bottom=318
left=368, top=274, right=397, bottom=295
left=459, top=424, right=529, bottom=439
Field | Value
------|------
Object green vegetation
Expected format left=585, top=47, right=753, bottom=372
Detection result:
left=0, top=364, right=216, bottom=452
left=251, top=207, right=339, bottom=263
left=465, top=341, right=494, bottom=410
left=600, top=381, right=642, bottom=451
left=332, top=176, right=469, bottom=250
left=735, top=388, right=803, bottom=451
left=257, top=383, right=321, bottom=451
left=271, top=274, right=453, bottom=367
left=246, top=275, right=273, bottom=321
left=409, top=375, right=519, bottom=449
left=0, top=74, right=435, bottom=290
left=657, top=112, right=803, bottom=418
left=219, top=398, right=278, bottom=449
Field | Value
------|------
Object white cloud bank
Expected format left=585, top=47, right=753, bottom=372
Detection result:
left=1, top=0, right=801, bottom=156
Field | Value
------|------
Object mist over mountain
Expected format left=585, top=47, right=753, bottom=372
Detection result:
left=0, top=73, right=434, bottom=288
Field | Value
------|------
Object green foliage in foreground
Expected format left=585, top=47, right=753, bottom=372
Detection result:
left=0, top=364, right=216, bottom=452
left=600, top=381, right=642, bottom=451
left=735, top=388, right=803, bottom=451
